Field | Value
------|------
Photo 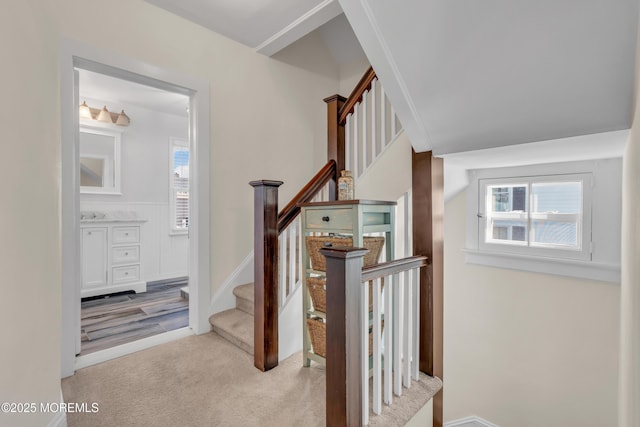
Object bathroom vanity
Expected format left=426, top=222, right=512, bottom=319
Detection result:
left=80, top=212, right=147, bottom=298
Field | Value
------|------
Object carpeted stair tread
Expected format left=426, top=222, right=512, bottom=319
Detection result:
left=209, top=308, right=254, bottom=355
left=233, top=282, right=254, bottom=315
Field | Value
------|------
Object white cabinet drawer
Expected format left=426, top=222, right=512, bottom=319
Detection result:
left=112, top=246, right=140, bottom=265
left=112, top=226, right=140, bottom=244
left=112, top=265, right=140, bottom=283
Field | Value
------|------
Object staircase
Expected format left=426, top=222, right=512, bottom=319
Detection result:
left=209, top=283, right=254, bottom=355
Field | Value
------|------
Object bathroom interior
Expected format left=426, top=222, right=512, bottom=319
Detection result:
left=77, top=69, right=191, bottom=355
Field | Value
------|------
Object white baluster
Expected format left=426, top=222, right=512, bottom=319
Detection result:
left=371, top=79, right=378, bottom=163
left=404, top=192, right=411, bottom=258
left=403, top=269, right=412, bottom=388
left=279, top=231, right=286, bottom=305
left=391, top=105, right=397, bottom=138
left=362, top=90, right=368, bottom=173
left=393, top=272, right=403, bottom=396
left=372, top=278, right=382, bottom=415
left=384, top=273, right=393, bottom=405
left=345, top=114, right=352, bottom=173
left=362, top=280, right=369, bottom=425
left=380, top=86, right=387, bottom=149
left=412, top=268, right=420, bottom=380
left=289, top=221, right=296, bottom=297
left=297, top=218, right=302, bottom=287
left=353, top=104, right=359, bottom=178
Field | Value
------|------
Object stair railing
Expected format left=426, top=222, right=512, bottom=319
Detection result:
left=321, top=248, right=427, bottom=426
left=339, top=67, right=403, bottom=180
left=250, top=161, right=335, bottom=372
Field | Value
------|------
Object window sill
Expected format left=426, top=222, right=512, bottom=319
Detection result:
left=170, top=230, right=188, bottom=237
left=463, top=249, right=620, bottom=283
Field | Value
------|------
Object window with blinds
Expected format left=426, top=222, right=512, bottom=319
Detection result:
left=170, top=138, right=189, bottom=233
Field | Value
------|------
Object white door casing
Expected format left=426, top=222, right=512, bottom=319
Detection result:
left=60, top=39, right=211, bottom=378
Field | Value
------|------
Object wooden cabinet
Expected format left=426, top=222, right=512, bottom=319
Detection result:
left=300, top=200, right=396, bottom=366
left=80, top=220, right=147, bottom=298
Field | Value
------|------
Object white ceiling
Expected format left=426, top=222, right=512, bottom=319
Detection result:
left=78, top=69, right=189, bottom=117
left=341, top=0, right=638, bottom=155
left=146, top=0, right=348, bottom=55
left=142, top=0, right=638, bottom=158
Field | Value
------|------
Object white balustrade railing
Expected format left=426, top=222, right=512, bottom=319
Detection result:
left=345, top=78, right=403, bottom=179
left=278, top=215, right=302, bottom=309
left=362, top=263, right=422, bottom=425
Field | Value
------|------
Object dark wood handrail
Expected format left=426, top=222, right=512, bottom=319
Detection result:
left=338, top=66, right=376, bottom=125
left=277, top=160, right=336, bottom=233
left=361, top=255, right=428, bottom=282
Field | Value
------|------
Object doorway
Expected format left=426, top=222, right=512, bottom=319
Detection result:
left=76, top=69, right=191, bottom=356
left=60, top=41, right=211, bottom=377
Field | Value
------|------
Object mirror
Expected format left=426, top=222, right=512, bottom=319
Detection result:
left=79, top=126, right=121, bottom=194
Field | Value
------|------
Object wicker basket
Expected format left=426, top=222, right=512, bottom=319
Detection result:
left=306, top=317, right=384, bottom=358
left=307, top=276, right=385, bottom=314
left=307, top=317, right=327, bottom=357
left=307, top=277, right=328, bottom=313
left=306, top=235, right=384, bottom=272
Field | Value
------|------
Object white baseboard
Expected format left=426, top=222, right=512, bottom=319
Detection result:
left=210, top=251, right=254, bottom=315
left=75, top=327, right=193, bottom=370
left=46, top=389, right=67, bottom=427
left=445, top=415, right=500, bottom=427
left=47, top=412, right=67, bottom=427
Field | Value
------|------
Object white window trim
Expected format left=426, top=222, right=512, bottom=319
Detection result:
left=478, top=172, right=592, bottom=261
left=465, top=159, right=622, bottom=282
left=169, top=137, right=189, bottom=235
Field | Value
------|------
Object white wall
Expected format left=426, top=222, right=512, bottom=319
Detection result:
left=0, top=0, right=341, bottom=424
left=618, top=12, right=640, bottom=425
left=444, top=191, right=620, bottom=427
left=0, top=3, right=61, bottom=427
left=339, top=58, right=371, bottom=97
left=80, top=99, right=189, bottom=281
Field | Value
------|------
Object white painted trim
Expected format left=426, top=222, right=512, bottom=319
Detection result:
left=75, top=327, right=193, bottom=370
left=45, top=390, right=68, bottom=427
left=210, top=251, right=254, bottom=315
left=464, top=249, right=620, bottom=283
left=464, top=158, right=622, bottom=282
left=46, top=411, right=67, bottom=427
left=339, top=0, right=433, bottom=153
left=60, top=38, right=211, bottom=378
left=256, top=0, right=343, bottom=56
left=444, top=415, right=500, bottom=427
left=79, top=125, right=122, bottom=195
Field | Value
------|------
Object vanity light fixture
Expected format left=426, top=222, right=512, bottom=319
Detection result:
left=79, top=101, right=92, bottom=119
left=79, top=100, right=131, bottom=127
left=97, top=106, right=111, bottom=123
left=115, top=110, right=130, bottom=126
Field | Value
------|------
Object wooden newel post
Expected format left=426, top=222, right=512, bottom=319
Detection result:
left=324, top=94, right=346, bottom=201
left=249, top=180, right=283, bottom=372
left=321, top=246, right=369, bottom=427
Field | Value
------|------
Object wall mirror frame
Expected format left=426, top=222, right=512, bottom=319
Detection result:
left=79, top=125, right=122, bottom=195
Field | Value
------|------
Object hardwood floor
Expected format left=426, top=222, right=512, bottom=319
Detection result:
left=80, top=278, right=189, bottom=355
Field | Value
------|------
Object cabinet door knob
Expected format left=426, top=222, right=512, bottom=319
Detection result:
left=125, top=252, right=129, bottom=256
left=88, top=231, right=92, bottom=235
left=125, top=233, right=129, bottom=236
left=125, top=272, right=129, bottom=275
left=322, top=216, right=330, bottom=222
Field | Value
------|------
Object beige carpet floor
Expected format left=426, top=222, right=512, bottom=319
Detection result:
left=62, top=332, right=441, bottom=427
